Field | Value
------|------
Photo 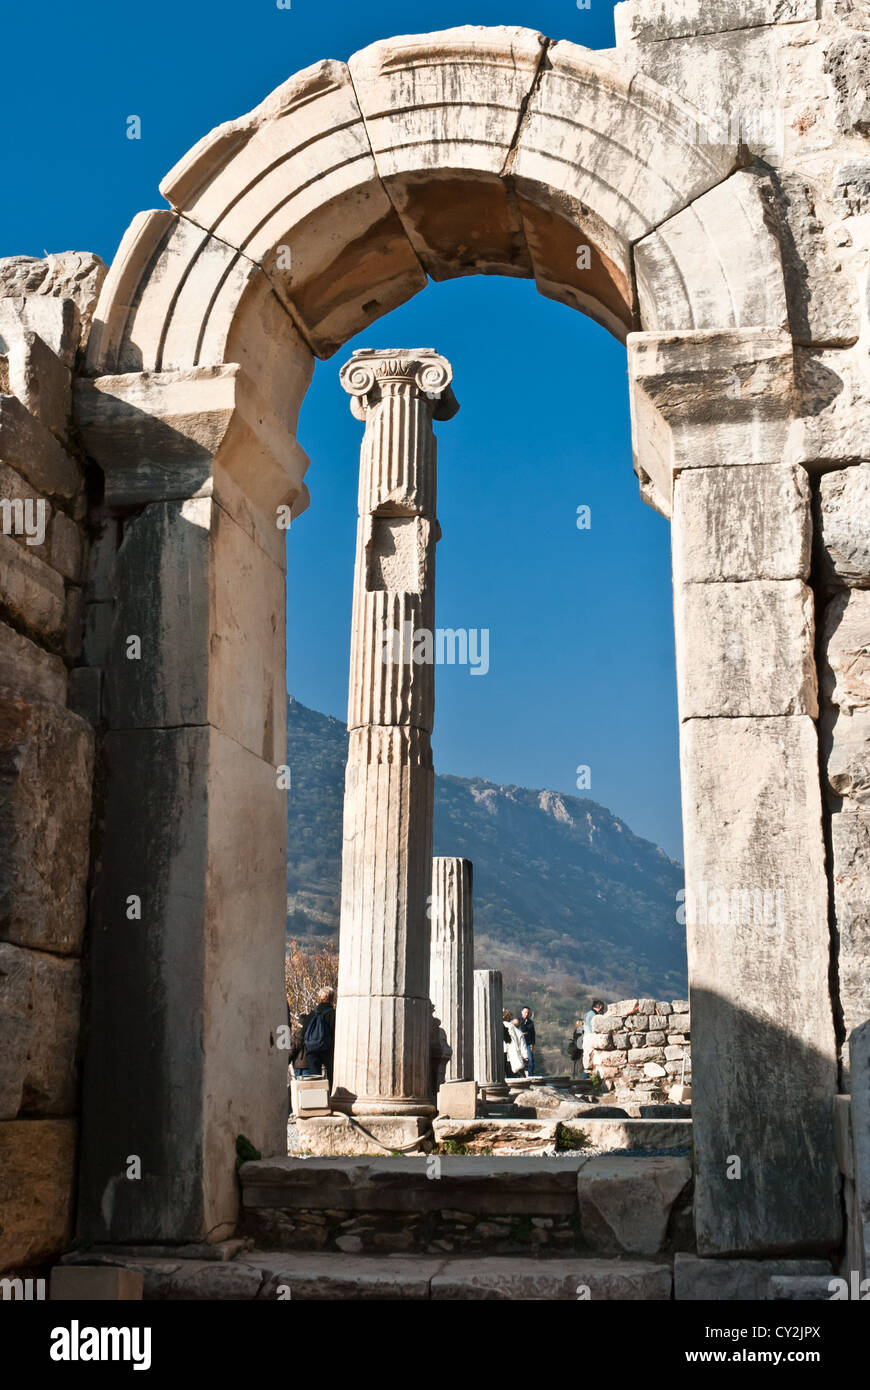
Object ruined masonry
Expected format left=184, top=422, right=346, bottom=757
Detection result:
left=1, top=0, right=869, bottom=1297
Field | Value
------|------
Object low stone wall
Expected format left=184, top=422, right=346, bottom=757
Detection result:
left=240, top=1153, right=694, bottom=1258
left=0, top=252, right=105, bottom=1273
left=588, top=999, right=691, bottom=1095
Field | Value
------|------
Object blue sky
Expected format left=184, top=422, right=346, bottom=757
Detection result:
left=3, top=0, right=684, bottom=861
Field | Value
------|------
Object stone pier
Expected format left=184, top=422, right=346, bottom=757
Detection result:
left=330, top=349, right=458, bottom=1118
left=473, top=968, right=508, bottom=1096
left=430, top=858, right=475, bottom=1082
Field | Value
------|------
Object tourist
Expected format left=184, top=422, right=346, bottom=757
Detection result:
left=430, top=1012, right=453, bottom=1097
left=301, top=987, right=336, bottom=1088
left=517, top=1005, right=536, bottom=1075
left=503, top=1009, right=530, bottom=1077
left=582, top=999, right=606, bottom=1073
left=569, top=1019, right=584, bottom=1077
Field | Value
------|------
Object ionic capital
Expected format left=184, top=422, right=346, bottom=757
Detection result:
left=340, top=348, right=459, bottom=421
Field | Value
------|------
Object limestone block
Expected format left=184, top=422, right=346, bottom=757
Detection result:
left=75, top=364, right=310, bottom=566
left=672, top=1000, right=689, bottom=1013
left=0, top=942, right=80, bottom=1118
left=0, top=394, right=81, bottom=499
left=791, top=347, right=870, bottom=467
left=577, top=1155, right=691, bottom=1255
left=768, top=1274, right=840, bottom=1300
left=0, top=298, right=80, bottom=370
left=295, top=1117, right=434, bottom=1157
left=611, top=999, right=638, bottom=1015
left=0, top=620, right=66, bottom=704
left=105, top=497, right=286, bottom=765
left=50, top=513, right=83, bottom=583
left=614, top=0, right=816, bottom=44
left=629, top=329, right=795, bottom=515
left=773, top=176, right=861, bottom=347
left=160, top=62, right=426, bottom=357
left=644, top=1063, right=667, bottom=1078
left=591, top=1015, right=615, bottom=1033
left=628, top=1048, right=663, bottom=1064
left=79, top=724, right=287, bottom=1243
left=821, top=590, right=870, bottom=805
left=50, top=1266, right=143, bottom=1301
left=0, top=1118, right=75, bottom=1271
left=834, top=162, right=870, bottom=218
left=0, top=325, right=71, bottom=435
left=437, top=1081, right=478, bottom=1120
left=252, top=1251, right=441, bottom=1300
left=647, top=1032, right=666, bottom=1045
left=430, top=1257, right=672, bottom=1301
left=68, top=667, right=101, bottom=725
left=632, top=1016, right=649, bottom=1030
left=818, top=463, right=870, bottom=588
left=655, top=1002, right=672, bottom=1015
left=825, top=34, right=870, bottom=137
left=0, top=252, right=107, bottom=347
left=675, top=579, right=817, bottom=719
left=60, top=1254, right=263, bottom=1301
left=514, top=40, right=743, bottom=338
left=830, top=811, right=870, bottom=1083
left=349, top=28, right=542, bottom=284
left=673, top=465, right=811, bottom=584
left=0, top=698, right=94, bottom=954
left=638, top=999, right=656, bottom=1014
left=834, top=1095, right=854, bottom=1182
left=432, top=1119, right=557, bottom=1153
left=635, top=171, right=788, bottom=334
left=674, top=1253, right=834, bottom=1301
left=665, top=1046, right=688, bottom=1061
left=613, top=1034, right=630, bottom=1051
left=681, top=715, right=838, bottom=1254
left=84, top=520, right=118, bottom=602
left=851, top=1021, right=870, bottom=1279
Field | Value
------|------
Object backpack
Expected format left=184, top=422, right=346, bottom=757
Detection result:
left=303, top=1008, right=330, bottom=1055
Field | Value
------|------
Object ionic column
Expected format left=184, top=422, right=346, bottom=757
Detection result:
left=473, top=968, right=507, bottom=1095
left=331, top=349, right=458, bottom=1117
left=430, top=858, right=475, bottom=1082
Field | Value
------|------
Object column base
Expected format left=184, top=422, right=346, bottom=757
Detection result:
left=330, top=1091, right=436, bottom=1119
left=295, top=1115, right=434, bottom=1156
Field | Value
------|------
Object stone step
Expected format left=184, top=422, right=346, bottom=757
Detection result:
left=433, top=1116, right=692, bottom=1154
left=239, top=1152, right=694, bottom=1258
left=61, top=1249, right=672, bottom=1300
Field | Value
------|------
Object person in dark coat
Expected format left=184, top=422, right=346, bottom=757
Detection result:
left=517, top=1006, right=536, bottom=1076
left=301, top=987, right=336, bottom=1087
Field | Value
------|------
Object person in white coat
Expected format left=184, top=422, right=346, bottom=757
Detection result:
left=503, top=1009, right=529, bottom=1077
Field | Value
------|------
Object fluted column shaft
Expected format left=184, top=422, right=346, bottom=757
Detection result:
left=473, top=968, right=506, bottom=1091
left=430, top=858, right=475, bottom=1083
left=332, top=349, right=458, bottom=1117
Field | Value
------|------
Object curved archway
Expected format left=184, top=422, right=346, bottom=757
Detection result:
left=76, top=28, right=836, bottom=1262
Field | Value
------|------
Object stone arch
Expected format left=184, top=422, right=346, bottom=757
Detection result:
left=77, top=28, right=837, bottom=1261
left=83, top=28, right=787, bottom=484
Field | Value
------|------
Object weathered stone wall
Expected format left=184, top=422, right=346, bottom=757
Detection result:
left=0, top=252, right=105, bottom=1272
left=588, top=1000, right=691, bottom=1094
